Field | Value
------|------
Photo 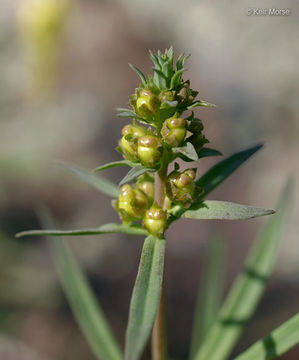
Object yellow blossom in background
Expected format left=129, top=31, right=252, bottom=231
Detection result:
left=18, top=0, right=71, bottom=97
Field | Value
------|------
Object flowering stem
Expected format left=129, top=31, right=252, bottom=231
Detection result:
left=151, top=159, right=168, bottom=360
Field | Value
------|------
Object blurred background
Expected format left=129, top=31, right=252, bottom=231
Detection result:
left=0, top=0, right=298, bottom=359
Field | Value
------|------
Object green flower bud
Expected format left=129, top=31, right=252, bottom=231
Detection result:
left=188, top=118, right=204, bottom=134
left=167, top=168, right=197, bottom=207
left=161, top=115, right=186, bottom=146
left=143, top=203, right=167, bottom=237
left=137, top=135, right=162, bottom=167
left=135, top=89, right=159, bottom=117
left=119, top=124, right=146, bottom=161
left=136, top=173, right=155, bottom=206
left=188, top=132, right=209, bottom=151
left=117, top=184, right=147, bottom=223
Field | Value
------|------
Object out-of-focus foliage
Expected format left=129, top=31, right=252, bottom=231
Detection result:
left=0, top=0, right=298, bottom=359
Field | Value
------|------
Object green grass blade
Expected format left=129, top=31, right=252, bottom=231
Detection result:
left=16, top=223, right=149, bottom=238
left=93, top=160, right=135, bottom=172
left=124, top=235, right=166, bottom=360
left=234, top=313, right=299, bottom=360
left=196, top=144, right=263, bottom=199
left=40, top=210, right=122, bottom=360
left=57, top=161, right=119, bottom=198
left=182, top=200, right=274, bottom=220
left=194, top=180, right=293, bottom=360
left=190, top=233, right=226, bottom=359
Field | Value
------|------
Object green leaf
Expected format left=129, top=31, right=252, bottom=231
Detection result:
left=193, top=180, right=293, bottom=360
left=116, top=108, right=144, bottom=121
left=170, top=69, right=184, bottom=89
left=234, top=313, right=299, bottom=360
left=119, top=165, right=155, bottom=186
left=149, top=51, right=161, bottom=69
left=173, top=142, right=199, bottom=161
left=169, top=144, right=263, bottom=223
left=39, top=209, right=122, bottom=360
left=93, top=160, right=135, bottom=172
left=16, top=223, right=148, bottom=238
left=197, top=147, right=222, bottom=159
left=179, top=147, right=222, bottom=162
left=57, top=161, right=119, bottom=198
left=182, top=200, right=274, bottom=220
left=176, top=53, right=190, bottom=71
left=187, top=100, right=216, bottom=109
left=124, top=235, right=166, bottom=360
left=196, top=144, right=263, bottom=199
left=129, top=63, right=147, bottom=86
left=190, top=233, right=226, bottom=359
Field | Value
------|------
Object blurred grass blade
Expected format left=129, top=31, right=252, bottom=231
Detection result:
left=190, top=233, right=226, bottom=359
left=125, top=235, right=166, bottom=360
left=196, top=144, right=263, bottom=199
left=194, top=180, right=293, bottom=360
left=16, top=223, right=148, bottom=238
left=182, top=200, right=274, bottom=220
left=119, top=165, right=155, bottom=186
left=93, top=160, right=135, bottom=172
left=40, top=209, right=122, bottom=360
left=57, top=161, right=119, bottom=198
left=234, top=313, right=299, bottom=360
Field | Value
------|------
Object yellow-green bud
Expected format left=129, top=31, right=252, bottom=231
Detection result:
left=161, top=116, right=186, bottom=146
left=177, top=83, right=198, bottom=106
left=167, top=169, right=197, bottom=207
left=136, top=173, right=155, bottom=205
left=143, top=203, right=167, bottom=237
left=119, top=124, right=146, bottom=160
left=137, top=135, right=162, bottom=167
left=117, top=184, right=147, bottom=222
left=159, top=90, right=175, bottom=103
left=135, top=90, right=159, bottom=117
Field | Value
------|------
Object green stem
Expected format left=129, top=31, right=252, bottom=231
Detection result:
left=151, top=156, right=168, bottom=360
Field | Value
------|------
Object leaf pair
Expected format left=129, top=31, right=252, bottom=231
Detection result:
left=34, top=211, right=165, bottom=360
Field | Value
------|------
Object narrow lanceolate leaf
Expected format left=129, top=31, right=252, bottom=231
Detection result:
left=169, top=145, right=263, bottom=223
left=16, top=223, right=148, bottom=238
left=119, top=165, right=155, bottom=186
left=197, top=147, right=222, bottom=159
left=40, top=210, right=122, bottom=360
left=190, top=233, right=226, bottom=359
left=187, top=100, right=216, bottom=109
left=93, top=160, right=135, bottom=173
left=57, top=161, right=119, bottom=198
left=234, top=313, right=299, bottom=360
left=173, top=142, right=199, bottom=162
left=129, top=63, right=147, bottom=85
left=125, top=235, right=166, bottom=360
left=170, top=69, right=184, bottom=89
left=116, top=108, right=144, bottom=122
left=194, top=180, right=293, bottom=360
left=183, top=200, right=274, bottom=221
left=196, top=144, right=263, bottom=199
left=176, top=147, right=222, bottom=163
